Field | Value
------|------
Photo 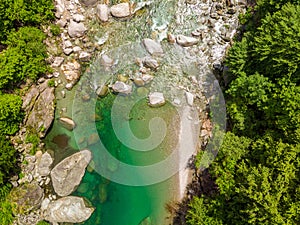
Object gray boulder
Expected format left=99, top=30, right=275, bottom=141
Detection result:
left=50, top=150, right=92, bottom=196
left=80, top=0, right=98, bottom=6
left=143, top=57, right=159, bottom=69
left=59, top=117, right=76, bottom=130
left=51, top=57, right=64, bottom=67
left=148, top=92, right=165, bottom=107
left=68, top=20, right=87, bottom=38
left=36, top=152, right=53, bottom=177
left=61, top=60, right=81, bottom=82
left=185, top=91, right=194, bottom=106
left=110, top=3, right=131, bottom=18
left=96, top=4, right=109, bottom=22
left=44, top=196, right=94, bottom=223
left=112, top=81, right=132, bottom=95
left=176, top=35, right=199, bottom=47
left=143, top=38, right=164, bottom=56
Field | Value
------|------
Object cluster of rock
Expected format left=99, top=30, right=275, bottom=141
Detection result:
left=47, top=0, right=150, bottom=92
left=10, top=149, right=94, bottom=224
left=43, top=150, right=94, bottom=224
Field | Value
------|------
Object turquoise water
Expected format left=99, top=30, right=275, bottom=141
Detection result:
left=72, top=93, right=179, bottom=225
left=45, top=89, right=180, bottom=225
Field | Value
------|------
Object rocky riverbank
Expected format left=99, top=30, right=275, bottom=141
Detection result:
left=9, top=0, right=246, bottom=224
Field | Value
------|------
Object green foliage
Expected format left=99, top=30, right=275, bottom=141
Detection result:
left=0, top=135, right=16, bottom=185
left=0, top=0, right=54, bottom=41
left=186, top=197, right=222, bottom=225
left=189, top=136, right=300, bottom=224
left=209, top=132, right=251, bottom=197
left=50, top=24, right=61, bottom=36
left=0, top=94, right=23, bottom=135
left=0, top=27, right=48, bottom=89
left=47, top=79, right=55, bottom=87
left=25, top=133, right=40, bottom=155
left=256, top=0, right=300, bottom=16
left=188, top=2, right=300, bottom=225
left=252, top=3, right=300, bottom=82
left=0, top=198, right=15, bottom=225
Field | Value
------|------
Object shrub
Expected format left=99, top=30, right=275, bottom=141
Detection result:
left=0, top=94, right=23, bottom=135
left=50, top=24, right=61, bottom=36
left=0, top=27, right=48, bottom=89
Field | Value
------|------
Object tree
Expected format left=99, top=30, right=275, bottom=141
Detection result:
left=252, top=3, right=300, bottom=82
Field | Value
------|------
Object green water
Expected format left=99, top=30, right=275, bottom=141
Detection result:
left=72, top=93, right=180, bottom=225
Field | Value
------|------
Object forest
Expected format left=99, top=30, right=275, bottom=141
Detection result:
left=187, top=0, right=300, bottom=224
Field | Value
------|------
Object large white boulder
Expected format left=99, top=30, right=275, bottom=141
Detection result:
left=50, top=150, right=92, bottom=196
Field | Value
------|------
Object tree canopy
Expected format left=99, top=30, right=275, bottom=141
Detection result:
left=187, top=1, right=300, bottom=225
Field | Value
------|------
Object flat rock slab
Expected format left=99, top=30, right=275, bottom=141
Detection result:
left=44, top=196, right=94, bottom=223
left=22, top=82, right=55, bottom=137
left=50, top=150, right=92, bottom=196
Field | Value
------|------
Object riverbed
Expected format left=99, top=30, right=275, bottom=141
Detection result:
left=45, top=0, right=242, bottom=224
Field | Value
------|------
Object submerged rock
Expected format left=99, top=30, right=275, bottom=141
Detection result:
left=143, top=57, right=159, bottom=69
left=101, top=54, right=114, bottom=67
left=87, top=133, right=99, bottom=146
left=98, top=184, right=107, bottom=203
left=142, top=38, right=164, bottom=56
left=44, top=196, right=94, bottom=223
left=133, top=78, right=145, bottom=87
left=112, top=81, right=132, bottom=95
left=50, top=150, right=92, bottom=196
left=139, top=216, right=152, bottom=225
left=176, top=35, right=199, bottom=47
left=110, top=3, right=132, bottom=18
left=96, top=85, right=109, bottom=97
left=148, top=92, right=165, bottom=107
left=59, top=117, right=76, bottom=130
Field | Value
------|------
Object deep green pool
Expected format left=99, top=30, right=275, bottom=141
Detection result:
left=45, top=90, right=180, bottom=225
left=73, top=94, right=179, bottom=225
